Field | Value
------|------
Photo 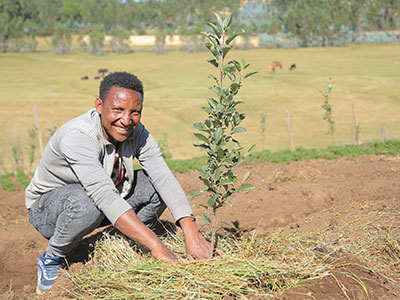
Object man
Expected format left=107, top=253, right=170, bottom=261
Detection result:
left=26, top=71, right=212, bottom=294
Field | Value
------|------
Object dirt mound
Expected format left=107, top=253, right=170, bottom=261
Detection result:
left=1, top=154, right=399, bottom=299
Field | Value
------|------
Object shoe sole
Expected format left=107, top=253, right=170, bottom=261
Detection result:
left=36, top=286, right=49, bottom=295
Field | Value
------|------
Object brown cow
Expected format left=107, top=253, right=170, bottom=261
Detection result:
left=98, top=68, right=109, bottom=78
left=269, top=61, right=282, bottom=73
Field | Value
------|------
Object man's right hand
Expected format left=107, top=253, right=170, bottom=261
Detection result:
left=115, top=209, right=177, bottom=265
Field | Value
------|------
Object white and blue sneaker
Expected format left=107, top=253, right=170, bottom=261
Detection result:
left=36, top=251, right=66, bottom=294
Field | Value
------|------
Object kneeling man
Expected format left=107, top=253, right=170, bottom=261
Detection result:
left=26, top=71, right=211, bottom=294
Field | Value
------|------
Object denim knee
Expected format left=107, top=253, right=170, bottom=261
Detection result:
left=62, top=185, right=103, bottom=226
left=29, top=184, right=104, bottom=240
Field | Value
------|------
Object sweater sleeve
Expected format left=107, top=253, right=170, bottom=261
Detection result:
left=135, top=128, right=194, bottom=223
left=59, top=131, right=132, bottom=225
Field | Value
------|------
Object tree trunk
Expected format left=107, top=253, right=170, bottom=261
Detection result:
left=286, top=109, right=295, bottom=151
left=209, top=208, right=217, bottom=258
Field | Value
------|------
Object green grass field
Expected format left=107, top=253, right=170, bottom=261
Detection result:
left=0, top=43, right=399, bottom=172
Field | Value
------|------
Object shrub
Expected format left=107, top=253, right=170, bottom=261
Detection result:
left=16, top=170, right=29, bottom=190
left=0, top=174, right=15, bottom=192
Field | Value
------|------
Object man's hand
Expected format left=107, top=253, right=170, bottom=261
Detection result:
left=115, top=210, right=177, bottom=265
left=150, top=243, right=178, bottom=265
left=179, top=217, right=222, bottom=260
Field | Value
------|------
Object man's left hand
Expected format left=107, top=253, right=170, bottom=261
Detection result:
left=179, top=217, right=222, bottom=260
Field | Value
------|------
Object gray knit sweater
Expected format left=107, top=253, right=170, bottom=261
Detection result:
left=25, top=109, right=193, bottom=225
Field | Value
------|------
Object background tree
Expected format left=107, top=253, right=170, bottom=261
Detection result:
left=51, top=23, right=72, bottom=54
left=88, top=24, right=105, bottom=55
left=60, top=0, right=82, bottom=29
left=1, top=0, right=399, bottom=54
left=0, top=0, right=39, bottom=52
left=109, top=27, right=130, bottom=53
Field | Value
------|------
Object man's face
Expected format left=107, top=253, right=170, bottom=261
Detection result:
left=95, top=86, right=143, bottom=145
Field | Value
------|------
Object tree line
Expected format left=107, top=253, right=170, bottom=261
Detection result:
left=1, top=0, right=399, bottom=54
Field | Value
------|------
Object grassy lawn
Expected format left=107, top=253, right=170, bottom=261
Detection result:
left=0, top=43, right=399, bottom=171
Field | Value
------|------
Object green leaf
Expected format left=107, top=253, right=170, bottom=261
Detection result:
left=205, top=119, right=212, bottom=128
left=193, top=122, right=208, bottom=132
left=207, top=59, right=219, bottom=68
left=217, top=148, right=225, bottom=159
left=232, top=139, right=241, bottom=148
left=243, top=171, right=252, bottom=182
left=226, top=71, right=236, bottom=82
left=224, top=62, right=235, bottom=73
left=202, top=213, right=211, bottom=224
left=215, top=12, right=223, bottom=27
left=207, top=34, right=220, bottom=47
left=200, top=31, right=208, bottom=37
left=197, top=167, right=209, bottom=179
left=205, top=43, right=219, bottom=59
left=230, top=83, right=239, bottom=92
left=200, top=177, right=212, bottom=188
left=244, top=71, right=258, bottom=79
left=193, top=133, right=209, bottom=144
left=193, top=142, right=210, bottom=150
left=188, top=190, right=202, bottom=198
left=210, top=87, right=224, bottom=98
left=207, top=97, right=218, bottom=109
left=207, top=21, right=222, bottom=38
left=207, top=194, right=218, bottom=207
left=208, top=73, right=219, bottom=84
left=226, top=107, right=236, bottom=114
left=221, top=46, right=232, bottom=58
left=238, top=183, right=254, bottom=192
left=214, top=127, right=223, bottom=143
left=231, top=126, right=246, bottom=134
left=248, top=144, right=256, bottom=152
left=215, top=167, right=221, bottom=180
left=202, top=106, right=213, bottom=114
left=226, top=29, right=245, bottom=45
left=241, top=58, right=250, bottom=69
left=216, top=103, right=225, bottom=113
left=231, top=60, right=241, bottom=72
left=223, top=14, right=232, bottom=30
left=220, top=177, right=234, bottom=185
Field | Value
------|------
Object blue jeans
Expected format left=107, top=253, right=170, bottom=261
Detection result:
left=28, top=170, right=166, bottom=258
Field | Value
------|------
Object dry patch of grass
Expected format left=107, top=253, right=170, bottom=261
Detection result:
left=61, top=199, right=400, bottom=299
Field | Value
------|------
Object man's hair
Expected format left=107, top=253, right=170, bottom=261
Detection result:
left=99, top=71, right=144, bottom=101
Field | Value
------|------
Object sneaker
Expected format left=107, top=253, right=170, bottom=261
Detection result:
left=36, top=251, right=66, bottom=294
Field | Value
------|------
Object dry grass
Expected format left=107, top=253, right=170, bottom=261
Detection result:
left=1, top=43, right=400, bottom=171
left=60, top=196, right=400, bottom=300
left=63, top=232, right=337, bottom=299
left=314, top=198, right=400, bottom=282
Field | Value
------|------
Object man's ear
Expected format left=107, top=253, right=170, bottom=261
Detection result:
left=95, top=98, right=103, bottom=115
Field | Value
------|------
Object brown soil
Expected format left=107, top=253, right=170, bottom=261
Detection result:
left=1, top=154, right=400, bottom=299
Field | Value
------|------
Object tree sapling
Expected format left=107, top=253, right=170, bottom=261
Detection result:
left=189, top=13, right=256, bottom=257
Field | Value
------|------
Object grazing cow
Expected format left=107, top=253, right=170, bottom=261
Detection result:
left=94, top=76, right=101, bottom=80
left=269, top=61, right=282, bottom=73
left=80, top=76, right=89, bottom=80
left=289, top=64, right=296, bottom=70
left=98, top=68, right=109, bottom=78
